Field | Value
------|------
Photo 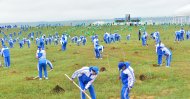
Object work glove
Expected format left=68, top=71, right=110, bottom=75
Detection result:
left=70, top=78, right=74, bottom=83
left=82, top=89, right=86, bottom=93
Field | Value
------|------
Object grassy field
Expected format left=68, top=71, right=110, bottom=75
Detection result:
left=0, top=25, right=190, bottom=99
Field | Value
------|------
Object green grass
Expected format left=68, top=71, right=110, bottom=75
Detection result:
left=0, top=25, right=190, bottom=99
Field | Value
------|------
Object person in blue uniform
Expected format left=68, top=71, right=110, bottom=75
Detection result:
left=36, top=46, right=48, bottom=80
left=9, top=39, right=14, bottom=48
left=37, top=58, right=53, bottom=80
left=161, top=47, right=172, bottom=67
left=60, top=35, right=67, bottom=51
left=118, top=62, right=135, bottom=99
left=0, top=45, right=11, bottom=68
left=94, top=45, right=104, bottom=59
left=71, top=66, right=99, bottom=99
left=141, top=34, right=147, bottom=46
left=156, top=41, right=165, bottom=66
left=82, top=37, right=87, bottom=45
left=26, top=38, right=31, bottom=48
left=39, top=37, right=44, bottom=49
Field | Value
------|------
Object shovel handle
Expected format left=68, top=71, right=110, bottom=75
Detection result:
left=65, top=74, right=91, bottom=99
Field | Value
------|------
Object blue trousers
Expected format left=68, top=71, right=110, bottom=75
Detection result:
left=166, top=55, right=172, bottom=66
left=121, top=86, right=129, bottom=99
left=77, top=41, right=80, bottom=46
left=127, top=37, right=130, bottom=40
left=38, top=63, right=47, bottom=78
left=62, top=44, right=65, bottom=51
left=62, top=42, right=67, bottom=51
left=82, top=41, right=86, bottom=45
left=64, top=42, right=67, bottom=50
left=20, top=44, right=23, bottom=48
left=4, top=56, right=10, bottom=67
left=111, top=38, right=115, bottom=43
left=28, top=44, right=30, bottom=48
left=158, top=55, right=162, bottom=65
left=79, top=80, right=96, bottom=99
left=142, top=39, right=146, bottom=46
left=177, top=35, right=180, bottom=41
left=94, top=48, right=101, bottom=58
left=104, top=38, right=109, bottom=44
left=156, top=39, right=160, bottom=44
left=40, top=43, right=44, bottom=49
left=9, top=43, right=13, bottom=48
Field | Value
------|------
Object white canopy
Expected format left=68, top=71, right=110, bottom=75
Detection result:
left=92, top=21, right=105, bottom=25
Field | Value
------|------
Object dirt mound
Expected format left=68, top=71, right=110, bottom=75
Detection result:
left=139, top=74, right=147, bottom=81
left=134, top=51, right=138, bottom=54
left=152, top=64, right=159, bottom=67
left=73, top=51, right=80, bottom=54
left=52, top=85, right=65, bottom=93
left=100, top=67, right=106, bottom=72
left=169, top=47, right=173, bottom=51
left=139, top=72, right=159, bottom=81
left=131, top=95, right=155, bottom=99
left=109, top=96, right=120, bottom=99
left=25, top=77, right=35, bottom=80
left=110, top=47, right=118, bottom=50
left=11, top=71, right=17, bottom=73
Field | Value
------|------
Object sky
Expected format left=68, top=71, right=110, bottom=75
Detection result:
left=0, top=0, right=189, bottom=23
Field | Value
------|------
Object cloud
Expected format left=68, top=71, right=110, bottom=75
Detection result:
left=0, top=0, right=189, bottom=23
left=175, top=4, right=190, bottom=16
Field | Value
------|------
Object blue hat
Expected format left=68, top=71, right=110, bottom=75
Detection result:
left=118, top=62, right=130, bottom=70
left=90, top=66, right=99, bottom=74
left=118, top=62, right=125, bottom=70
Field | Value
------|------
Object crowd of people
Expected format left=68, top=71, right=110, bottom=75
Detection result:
left=1, top=25, right=188, bottom=99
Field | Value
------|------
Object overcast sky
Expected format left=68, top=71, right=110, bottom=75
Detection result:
left=0, top=0, right=189, bottom=23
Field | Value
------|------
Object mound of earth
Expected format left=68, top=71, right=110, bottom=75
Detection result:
left=152, top=64, right=160, bottom=67
left=134, top=51, right=138, bottom=54
left=25, top=77, right=35, bottom=80
left=139, top=74, right=147, bottom=81
left=100, top=67, right=106, bottom=72
left=52, top=85, right=65, bottom=93
left=73, top=51, right=80, bottom=54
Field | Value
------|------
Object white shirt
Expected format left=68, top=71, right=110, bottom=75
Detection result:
left=93, top=38, right=98, bottom=48
left=123, top=66, right=135, bottom=88
left=36, top=49, right=46, bottom=59
left=156, top=43, right=165, bottom=53
left=98, top=45, right=104, bottom=52
left=161, top=47, right=171, bottom=55
left=72, top=67, right=97, bottom=89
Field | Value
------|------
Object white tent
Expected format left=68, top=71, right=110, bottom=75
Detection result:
left=92, top=21, right=105, bottom=25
